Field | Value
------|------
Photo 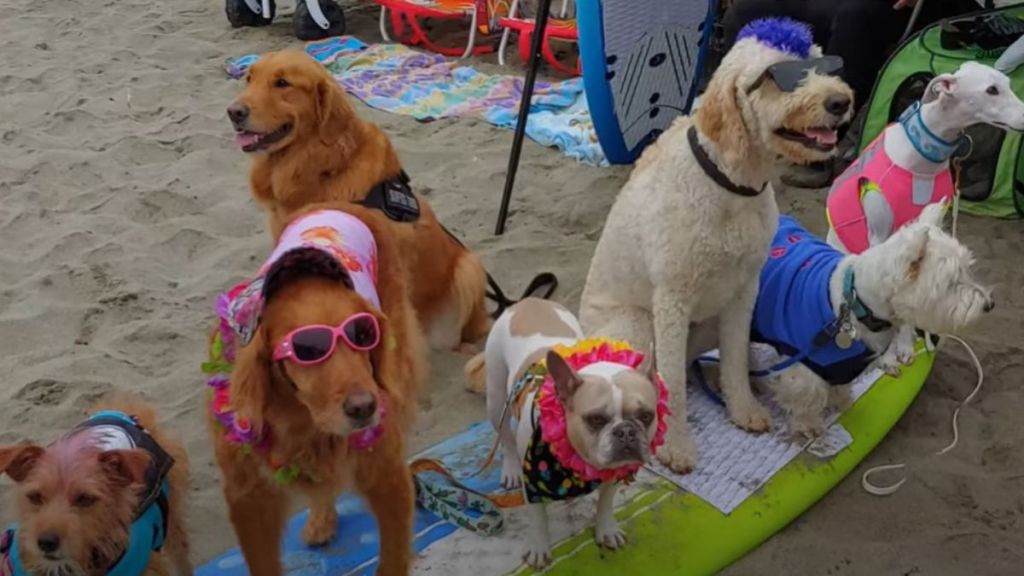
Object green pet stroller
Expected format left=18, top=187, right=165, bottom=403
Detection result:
left=856, top=2, right=1024, bottom=218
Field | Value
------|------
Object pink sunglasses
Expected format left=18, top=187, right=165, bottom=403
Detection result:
left=272, top=313, right=381, bottom=365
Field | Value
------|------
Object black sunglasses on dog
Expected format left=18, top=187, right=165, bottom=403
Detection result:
left=746, top=55, right=845, bottom=94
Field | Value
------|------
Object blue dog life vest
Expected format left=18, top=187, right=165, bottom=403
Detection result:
left=752, top=216, right=872, bottom=385
left=1, top=411, right=173, bottom=576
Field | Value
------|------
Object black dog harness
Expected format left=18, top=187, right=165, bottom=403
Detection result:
left=360, top=172, right=558, bottom=318
left=360, top=170, right=421, bottom=223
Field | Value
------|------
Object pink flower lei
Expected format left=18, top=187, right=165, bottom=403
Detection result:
left=536, top=339, right=671, bottom=484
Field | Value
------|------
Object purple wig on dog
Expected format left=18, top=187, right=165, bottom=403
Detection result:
left=736, top=17, right=813, bottom=59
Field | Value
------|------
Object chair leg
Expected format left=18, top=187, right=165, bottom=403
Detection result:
left=517, top=28, right=532, bottom=66
left=392, top=9, right=414, bottom=44
left=378, top=5, right=389, bottom=41
left=498, top=0, right=521, bottom=66
left=462, top=6, right=478, bottom=59
left=542, top=34, right=576, bottom=76
left=499, top=28, right=513, bottom=66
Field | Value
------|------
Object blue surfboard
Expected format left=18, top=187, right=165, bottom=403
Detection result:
left=579, top=0, right=717, bottom=164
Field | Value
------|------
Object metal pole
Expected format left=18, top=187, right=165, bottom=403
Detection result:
left=899, top=0, right=927, bottom=44
left=494, top=0, right=556, bottom=235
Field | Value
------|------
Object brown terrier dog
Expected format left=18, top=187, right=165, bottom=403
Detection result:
left=226, top=49, right=490, bottom=354
left=207, top=205, right=425, bottom=576
left=0, top=397, right=191, bottom=576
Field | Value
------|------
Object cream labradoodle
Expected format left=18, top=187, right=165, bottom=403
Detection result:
left=580, top=18, right=855, bottom=473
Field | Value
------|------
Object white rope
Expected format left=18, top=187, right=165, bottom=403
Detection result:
left=861, top=334, right=984, bottom=496
left=951, top=188, right=961, bottom=239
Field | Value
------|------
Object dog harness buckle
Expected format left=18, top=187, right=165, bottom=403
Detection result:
left=361, top=171, right=420, bottom=223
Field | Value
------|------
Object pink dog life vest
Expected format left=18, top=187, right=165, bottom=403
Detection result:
left=826, top=131, right=954, bottom=254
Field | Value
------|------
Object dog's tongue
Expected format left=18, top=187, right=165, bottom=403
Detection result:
left=805, top=128, right=838, bottom=145
left=234, top=131, right=261, bottom=149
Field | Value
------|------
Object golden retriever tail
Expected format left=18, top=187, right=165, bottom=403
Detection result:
left=463, top=352, right=487, bottom=395
left=454, top=251, right=491, bottom=346
left=455, top=252, right=490, bottom=395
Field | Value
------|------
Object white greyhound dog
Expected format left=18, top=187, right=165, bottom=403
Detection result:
left=825, top=61, right=1024, bottom=373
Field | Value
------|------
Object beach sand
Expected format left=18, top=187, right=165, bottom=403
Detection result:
left=1, top=0, right=1021, bottom=573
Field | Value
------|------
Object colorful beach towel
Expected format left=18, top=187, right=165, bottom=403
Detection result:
left=226, top=37, right=607, bottom=166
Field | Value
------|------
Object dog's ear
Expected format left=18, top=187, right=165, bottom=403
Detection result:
left=315, top=75, right=350, bottom=145
left=368, top=308, right=394, bottom=392
left=917, top=201, right=948, bottom=229
left=98, top=449, right=151, bottom=487
left=547, top=350, right=583, bottom=404
left=637, top=345, right=657, bottom=381
left=231, top=327, right=272, bottom=430
left=0, top=445, right=45, bottom=483
left=900, top=226, right=931, bottom=283
left=695, top=67, right=750, bottom=165
left=923, top=73, right=957, bottom=104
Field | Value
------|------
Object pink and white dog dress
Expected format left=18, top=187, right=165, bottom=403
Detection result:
left=826, top=102, right=955, bottom=254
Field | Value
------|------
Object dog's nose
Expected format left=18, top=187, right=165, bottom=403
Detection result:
left=37, top=532, right=61, bottom=554
left=343, top=392, right=377, bottom=422
left=227, top=102, right=249, bottom=125
left=984, top=299, right=995, bottom=313
left=613, top=425, right=638, bottom=443
left=825, top=94, right=851, bottom=116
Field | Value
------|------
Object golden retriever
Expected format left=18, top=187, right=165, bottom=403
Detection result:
left=227, top=49, right=490, bottom=353
left=208, top=204, right=425, bottom=576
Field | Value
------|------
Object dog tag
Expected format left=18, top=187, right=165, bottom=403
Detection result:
left=835, top=331, right=854, bottom=350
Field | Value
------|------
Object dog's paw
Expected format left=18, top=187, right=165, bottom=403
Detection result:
left=894, top=341, right=915, bottom=366
left=878, top=353, right=903, bottom=377
left=523, top=543, right=552, bottom=570
left=789, top=417, right=825, bottom=442
left=828, top=385, right=853, bottom=412
left=501, top=458, right=522, bottom=490
left=595, top=520, right=627, bottom=550
left=302, top=508, right=338, bottom=547
left=455, top=342, right=481, bottom=355
left=729, top=401, right=772, bottom=434
left=656, top=435, right=698, bottom=474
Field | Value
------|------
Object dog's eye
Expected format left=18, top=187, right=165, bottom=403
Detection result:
left=26, top=491, right=44, bottom=506
left=72, top=494, right=99, bottom=508
left=274, top=78, right=290, bottom=88
left=584, top=414, right=609, bottom=431
left=245, top=74, right=252, bottom=84
left=636, top=410, right=655, bottom=427
left=987, top=85, right=999, bottom=96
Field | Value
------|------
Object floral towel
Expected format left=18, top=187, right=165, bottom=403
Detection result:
left=226, top=36, right=607, bottom=166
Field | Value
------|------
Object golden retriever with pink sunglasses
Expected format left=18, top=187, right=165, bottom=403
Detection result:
left=205, top=203, right=425, bottom=576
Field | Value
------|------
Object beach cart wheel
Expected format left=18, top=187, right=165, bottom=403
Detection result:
left=294, top=0, right=347, bottom=40
left=226, top=0, right=276, bottom=27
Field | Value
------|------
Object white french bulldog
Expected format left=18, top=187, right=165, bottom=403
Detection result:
left=484, top=298, right=662, bottom=569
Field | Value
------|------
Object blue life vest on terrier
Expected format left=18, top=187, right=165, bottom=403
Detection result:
left=1, top=412, right=173, bottom=576
left=752, top=216, right=872, bottom=385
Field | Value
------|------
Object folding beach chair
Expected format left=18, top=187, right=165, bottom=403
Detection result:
left=497, top=0, right=580, bottom=75
left=374, top=0, right=510, bottom=58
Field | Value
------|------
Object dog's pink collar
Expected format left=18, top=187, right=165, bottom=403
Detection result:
left=536, top=340, right=670, bottom=484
